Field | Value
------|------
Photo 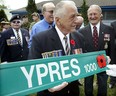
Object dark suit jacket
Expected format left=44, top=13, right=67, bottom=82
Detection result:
left=29, top=27, right=85, bottom=58
left=0, top=27, right=29, bottom=62
left=111, top=21, right=116, bottom=36
left=111, top=21, right=116, bottom=63
left=79, top=22, right=115, bottom=63
left=29, top=27, right=85, bottom=96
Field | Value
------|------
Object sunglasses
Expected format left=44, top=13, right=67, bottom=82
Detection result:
left=12, top=21, right=21, bottom=24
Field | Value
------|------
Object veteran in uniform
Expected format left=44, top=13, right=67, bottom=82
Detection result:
left=0, top=15, right=29, bottom=63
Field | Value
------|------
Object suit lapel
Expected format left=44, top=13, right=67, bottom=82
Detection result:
left=9, top=28, right=15, bottom=37
left=86, top=25, right=95, bottom=49
left=98, top=23, right=105, bottom=49
left=70, top=33, right=78, bottom=54
left=20, top=29, right=28, bottom=47
left=21, top=29, right=25, bottom=46
left=49, top=28, right=65, bottom=55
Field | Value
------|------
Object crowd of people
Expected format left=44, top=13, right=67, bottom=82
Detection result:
left=0, top=0, right=116, bottom=96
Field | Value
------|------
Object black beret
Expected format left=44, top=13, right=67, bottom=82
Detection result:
left=10, top=15, right=21, bottom=22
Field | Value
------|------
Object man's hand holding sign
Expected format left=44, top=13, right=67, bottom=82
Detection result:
left=0, top=51, right=111, bottom=96
left=48, top=55, right=111, bottom=93
left=0, top=1, right=115, bottom=96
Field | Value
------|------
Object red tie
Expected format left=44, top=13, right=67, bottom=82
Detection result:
left=93, top=26, right=98, bottom=48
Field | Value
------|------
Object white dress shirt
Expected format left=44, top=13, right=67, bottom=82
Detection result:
left=55, top=26, right=70, bottom=53
left=12, top=28, right=23, bottom=45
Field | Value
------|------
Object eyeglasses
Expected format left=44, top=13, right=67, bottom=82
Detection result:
left=12, top=21, right=21, bottom=24
left=46, top=10, right=53, bottom=14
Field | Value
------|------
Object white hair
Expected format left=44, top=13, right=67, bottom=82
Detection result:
left=53, top=0, right=77, bottom=18
left=88, top=4, right=102, bottom=14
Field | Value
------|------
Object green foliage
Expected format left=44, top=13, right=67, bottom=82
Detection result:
left=80, top=0, right=89, bottom=25
left=26, top=0, right=38, bottom=22
left=0, top=9, right=8, bottom=21
left=27, top=76, right=116, bottom=96
left=79, top=76, right=116, bottom=96
left=0, top=5, right=6, bottom=8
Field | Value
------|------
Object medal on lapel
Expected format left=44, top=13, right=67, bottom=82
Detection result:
left=104, top=34, right=110, bottom=49
left=70, top=39, right=83, bottom=54
left=6, top=36, right=18, bottom=46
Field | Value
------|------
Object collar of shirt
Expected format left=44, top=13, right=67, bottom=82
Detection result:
left=55, top=25, right=70, bottom=51
left=44, top=19, right=55, bottom=28
left=12, top=28, right=23, bottom=44
left=33, top=19, right=55, bottom=33
left=90, top=22, right=100, bottom=36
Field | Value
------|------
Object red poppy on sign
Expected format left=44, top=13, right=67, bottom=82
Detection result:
left=96, top=55, right=106, bottom=68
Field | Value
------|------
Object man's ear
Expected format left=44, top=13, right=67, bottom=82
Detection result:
left=100, top=14, right=103, bottom=18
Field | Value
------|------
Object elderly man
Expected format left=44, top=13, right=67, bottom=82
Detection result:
left=0, top=15, right=29, bottom=63
left=29, top=12, right=40, bottom=34
left=79, top=5, right=115, bottom=96
left=29, top=2, right=55, bottom=48
left=0, top=21, right=10, bottom=32
left=76, top=16, right=84, bottom=30
left=29, top=1, right=85, bottom=96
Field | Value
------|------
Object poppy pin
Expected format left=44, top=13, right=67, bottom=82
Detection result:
left=70, top=39, right=75, bottom=46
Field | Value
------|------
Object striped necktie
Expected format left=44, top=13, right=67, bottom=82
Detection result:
left=64, top=36, right=70, bottom=55
left=16, top=30, right=22, bottom=45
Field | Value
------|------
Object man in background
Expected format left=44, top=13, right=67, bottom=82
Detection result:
left=109, top=21, right=116, bottom=88
left=76, top=15, right=84, bottom=30
left=29, top=2, right=55, bottom=48
left=0, top=15, right=29, bottom=63
left=29, top=12, right=40, bottom=35
left=79, top=4, right=115, bottom=96
left=21, top=15, right=30, bottom=31
left=0, top=20, right=10, bottom=32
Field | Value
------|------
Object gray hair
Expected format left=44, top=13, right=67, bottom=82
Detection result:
left=88, top=4, right=102, bottom=14
left=53, top=0, right=77, bottom=18
left=42, top=2, right=55, bottom=13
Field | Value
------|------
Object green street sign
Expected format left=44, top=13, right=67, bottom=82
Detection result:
left=0, top=51, right=108, bottom=96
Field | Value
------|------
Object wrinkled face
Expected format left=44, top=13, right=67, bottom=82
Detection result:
left=10, top=19, right=22, bottom=30
left=43, top=6, right=55, bottom=24
left=87, top=7, right=101, bottom=25
left=57, top=6, right=78, bottom=35
left=76, top=16, right=83, bottom=30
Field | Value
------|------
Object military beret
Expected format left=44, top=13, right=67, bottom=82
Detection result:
left=10, top=15, right=21, bottom=22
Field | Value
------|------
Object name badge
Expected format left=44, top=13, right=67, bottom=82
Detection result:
left=104, top=34, right=110, bottom=41
left=104, top=34, right=110, bottom=49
